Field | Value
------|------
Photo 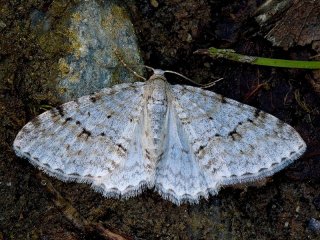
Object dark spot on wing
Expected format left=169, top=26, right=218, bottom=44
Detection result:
left=281, top=157, right=287, bottom=162
left=180, top=118, right=191, bottom=124
left=78, top=127, right=91, bottom=138
left=69, top=173, right=80, bottom=177
left=90, top=96, right=96, bottom=102
left=258, top=168, right=268, bottom=172
left=228, top=130, right=242, bottom=140
left=117, top=144, right=127, bottom=153
left=242, top=172, right=253, bottom=176
left=217, top=94, right=227, bottom=103
left=56, top=106, right=65, bottom=117
left=215, top=133, right=221, bottom=137
left=145, top=149, right=151, bottom=160
left=259, top=111, right=267, bottom=119
left=289, top=151, right=296, bottom=156
left=84, top=174, right=94, bottom=178
left=76, top=121, right=81, bottom=125
left=247, top=118, right=254, bottom=123
left=50, top=108, right=59, bottom=118
left=87, top=112, right=91, bottom=116
left=132, top=86, right=140, bottom=94
left=145, top=163, right=152, bottom=170
left=276, top=119, right=285, bottom=128
left=182, top=149, right=189, bottom=154
left=208, top=116, right=213, bottom=120
left=82, top=128, right=91, bottom=136
left=43, top=163, right=50, bottom=168
left=100, top=132, right=105, bottom=136
left=55, top=168, right=64, bottom=174
left=107, top=115, right=112, bottom=119
left=74, top=99, right=80, bottom=105
left=158, top=151, right=164, bottom=160
left=63, top=117, right=73, bottom=124
left=254, top=109, right=267, bottom=120
left=254, top=109, right=261, bottom=118
left=196, top=145, right=206, bottom=155
left=108, top=89, right=116, bottom=95
left=231, top=121, right=244, bottom=134
left=130, top=118, right=133, bottom=122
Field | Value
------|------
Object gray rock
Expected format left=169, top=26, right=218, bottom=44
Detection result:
left=31, top=0, right=143, bottom=102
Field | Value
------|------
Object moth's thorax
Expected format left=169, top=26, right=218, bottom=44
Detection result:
left=143, top=74, right=169, bottom=164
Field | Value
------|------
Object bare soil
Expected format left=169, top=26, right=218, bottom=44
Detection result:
left=0, top=0, right=319, bottom=239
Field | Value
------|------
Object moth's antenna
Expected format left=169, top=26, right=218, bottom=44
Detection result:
left=113, top=49, right=222, bottom=87
left=163, top=70, right=194, bottom=83
left=164, top=70, right=223, bottom=89
left=141, top=65, right=155, bottom=72
left=200, top=78, right=223, bottom=89
left=114, top=50, right=147, bottom=81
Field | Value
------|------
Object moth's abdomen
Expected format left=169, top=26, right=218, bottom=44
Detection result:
left=148, top=103, right=167, bottom=143
left=143, top=78, right=168, bottom=164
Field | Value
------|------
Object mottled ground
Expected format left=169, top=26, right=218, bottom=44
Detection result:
left=1, top=0, right=320, bottom=239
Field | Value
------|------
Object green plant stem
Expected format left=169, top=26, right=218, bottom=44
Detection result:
left=195, top=47, right=320, bottom=69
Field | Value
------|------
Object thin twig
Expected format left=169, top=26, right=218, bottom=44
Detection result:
left=243, top=82, right=268, bottom=102
left=36, top=173, right=129, bottom=240
left=194, top=48, right=320, bottom=69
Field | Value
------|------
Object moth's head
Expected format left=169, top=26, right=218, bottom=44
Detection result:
left=152, top=69, right=166, bottom=77
left=143, top=66, right=193, bottom=85
left=148, top=68, right=167, bottom=82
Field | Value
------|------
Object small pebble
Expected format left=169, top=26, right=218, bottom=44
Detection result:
left=41, top=180, right=47, bottom=186
left=0, top=20, right=6, bottom=29
left=186, top=33, right=193, bottom=42
left=308, top=218, right=320, bottom=233
left=204, top=62, right=210, bottom=68
left=150, top=0, right=159, bottom=8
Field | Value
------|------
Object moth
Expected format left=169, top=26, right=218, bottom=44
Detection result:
left=13, top=69, right=306, bottom=204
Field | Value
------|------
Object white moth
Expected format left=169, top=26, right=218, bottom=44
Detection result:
left=13, top=69, right=306, bottom=205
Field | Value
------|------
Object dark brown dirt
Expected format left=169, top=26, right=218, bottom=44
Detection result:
left=1, top=0, right=320, bottom=239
